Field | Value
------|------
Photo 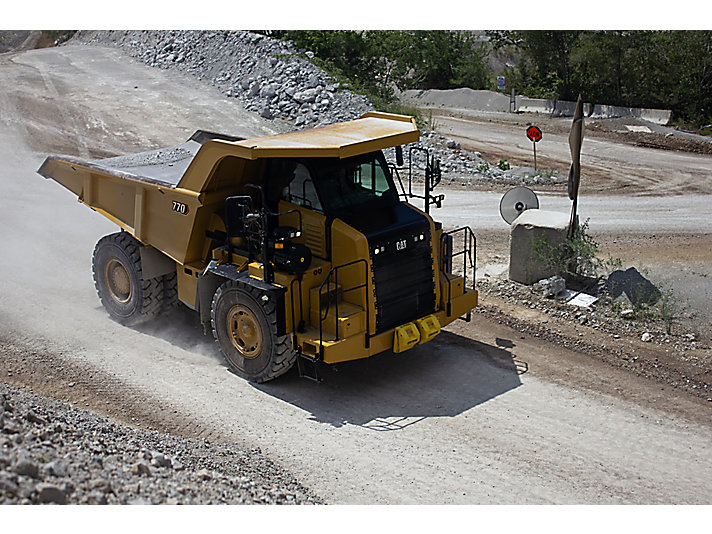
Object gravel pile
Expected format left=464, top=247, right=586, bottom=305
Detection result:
left=68, top=30, right=557, bottom=187
left=0, top=30, right=31, bottom=53
left=0, top=383, right=322, bottom=505
left=388, top=131, right=565, bottom=185
left=70, top=30, right=372, bottom=128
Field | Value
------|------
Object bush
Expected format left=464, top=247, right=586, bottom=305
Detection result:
left=532, top=218, right=621, bottom=281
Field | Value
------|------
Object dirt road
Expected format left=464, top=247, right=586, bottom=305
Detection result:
left=1, top=45, right=711, bottom=504
left=430, top=108, right=712, bottom=196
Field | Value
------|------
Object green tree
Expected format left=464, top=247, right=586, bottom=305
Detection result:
left=264, top=31, right=491, bottom=103
left=665, top=30, right=712, bottom=125
left=394, top=31, right=489, bottom=90
left=488, top=29, right=712, bottom=126
left=571, top=31, right=632, bottom=106
left=516, top=30, right=583, bottom=100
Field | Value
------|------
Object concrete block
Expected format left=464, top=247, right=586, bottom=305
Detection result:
left=509, top=209, right=572, bottom=285
left=515, top=96, right=671, bottom=125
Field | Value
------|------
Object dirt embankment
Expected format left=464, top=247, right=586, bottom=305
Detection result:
left=474, top=280, right=711, bottom=402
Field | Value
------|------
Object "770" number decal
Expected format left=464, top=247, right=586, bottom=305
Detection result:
left=172, top=201, right=189, bottom=215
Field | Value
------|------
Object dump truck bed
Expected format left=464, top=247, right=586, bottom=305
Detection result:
left=42, top=131, right=245, bottom=189
left=66, top=140, right=197, bottom=188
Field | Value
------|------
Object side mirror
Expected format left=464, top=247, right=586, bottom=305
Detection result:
left=395, top=145, right=404, bottom=167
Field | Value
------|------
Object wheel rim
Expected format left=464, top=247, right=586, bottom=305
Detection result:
left=226, top=304, right=262, bottom=359
left=104, top=258, right=132, bottom=304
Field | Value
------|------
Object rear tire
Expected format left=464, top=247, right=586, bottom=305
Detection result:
left=92, top=232, right=164, bottom=325
left=211, top=280, right=296, bottom=383
left=162, top=271, right=179, bottom=311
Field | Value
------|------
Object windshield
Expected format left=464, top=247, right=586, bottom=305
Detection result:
left=311, top=152, right=399, bottom=217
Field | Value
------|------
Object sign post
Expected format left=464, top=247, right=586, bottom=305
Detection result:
left=526, top=125, right=542, bottom=171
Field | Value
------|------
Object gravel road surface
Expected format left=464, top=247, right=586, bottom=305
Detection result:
left=1, top=44, right=711, bottom=505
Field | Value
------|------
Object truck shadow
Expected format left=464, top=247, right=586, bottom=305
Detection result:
left=255, top=330, right=527, bottom=430
left=132, top=307, right=527, bottom=430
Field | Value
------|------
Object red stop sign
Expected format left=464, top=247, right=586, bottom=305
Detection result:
left=526, top=125, right=542, bottom=143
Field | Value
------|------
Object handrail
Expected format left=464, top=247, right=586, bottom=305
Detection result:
left=439, top=227, right=476, bottom=316
left=388, top=163, right=408, bottom=201
left=317, top=259, right=370, bottom=360
left=404, top=146, right=444, bottom=214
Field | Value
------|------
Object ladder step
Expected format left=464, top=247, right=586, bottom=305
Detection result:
left=296, top=355, right=322, bottom=382
left=309, top=301, right=365, bottom=338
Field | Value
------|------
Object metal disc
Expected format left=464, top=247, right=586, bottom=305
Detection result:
left=499, top=186, right=539, bottom=224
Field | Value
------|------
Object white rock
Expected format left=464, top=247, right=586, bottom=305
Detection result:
left=535, top=276, right=566, bottom=298
left=292, top=88, right=319, bottom=104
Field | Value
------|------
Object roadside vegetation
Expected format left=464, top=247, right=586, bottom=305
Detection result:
left=261, top=30, right=712, bottom=130
left=40, top=31, right=76, bottom=44
left=531, top=222, right=689, bottom=337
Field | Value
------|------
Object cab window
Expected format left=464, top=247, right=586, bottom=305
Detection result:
left=281, top=163, right=323, bottom=213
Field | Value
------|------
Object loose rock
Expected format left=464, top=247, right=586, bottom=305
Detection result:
left=14, top=458, right=40, bottom=479
left=0, top=383, right=322, bottom=504
left=37, top=484, right=67, bottom=504
left=535, top=276, right=566, bottom=298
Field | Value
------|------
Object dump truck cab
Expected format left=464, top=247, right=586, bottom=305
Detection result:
left=38, top=112, right=478, bottom=382
left=274, top=151, right=437, bottom=329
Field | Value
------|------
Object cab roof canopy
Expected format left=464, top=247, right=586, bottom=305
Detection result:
left=224, top=111, right=419, bottom=160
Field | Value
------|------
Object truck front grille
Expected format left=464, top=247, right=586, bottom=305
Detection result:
left=370, top=226, right=435, bottom=333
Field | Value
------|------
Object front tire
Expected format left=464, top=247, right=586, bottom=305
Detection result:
left=92, top=232, right=164, bottom=325
left=211, top=280, right=296, bottom=383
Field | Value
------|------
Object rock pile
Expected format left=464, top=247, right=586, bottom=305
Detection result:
left=0, top=384, right=321, bottom=504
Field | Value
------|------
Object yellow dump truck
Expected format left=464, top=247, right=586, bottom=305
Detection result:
left=38, top=112, right=477, bottom=382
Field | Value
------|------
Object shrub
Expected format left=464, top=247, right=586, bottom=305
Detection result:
left=532, top=218, right=621, bottom=280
